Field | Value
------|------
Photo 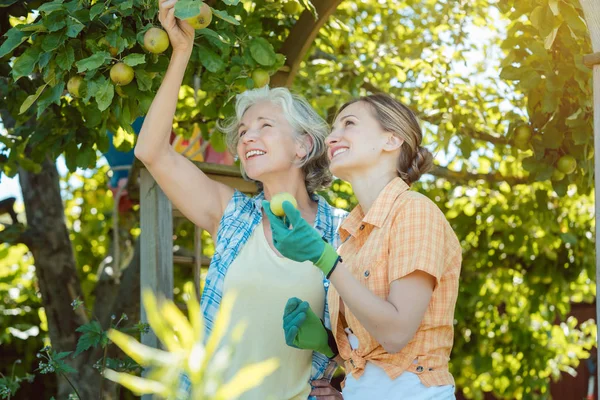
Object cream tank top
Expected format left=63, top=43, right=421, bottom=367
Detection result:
left=222, top=222, right=326, bottom=400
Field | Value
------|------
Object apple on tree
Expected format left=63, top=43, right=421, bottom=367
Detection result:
left=185, top=2, right=213, bottom=29
left=513, top=124, right=531, bottom=151
left=252, top=69, right=270, bottom=88
left=67, top=76, right=84, bottom=98
left=556, top=154, right=577, bottom=175
left=110, top=63, right=135, bottom=86
left=144, top=27, right=170, bottom=54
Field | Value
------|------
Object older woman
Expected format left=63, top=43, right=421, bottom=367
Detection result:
left=134, top=0, right=347, bottom=398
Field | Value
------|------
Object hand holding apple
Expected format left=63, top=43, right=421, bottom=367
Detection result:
left=158, top=0, right=195, bottom=55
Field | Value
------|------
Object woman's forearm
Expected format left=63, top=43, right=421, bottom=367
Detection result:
left=329, top=263, right=410, bottom=353
left=134, top=50, right=192, bottom=164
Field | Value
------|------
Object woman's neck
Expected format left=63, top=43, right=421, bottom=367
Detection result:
left=262, top=178, right=317, bottom=219
left=347, top=169, right=398, bottom=213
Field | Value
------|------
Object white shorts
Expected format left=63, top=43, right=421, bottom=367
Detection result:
left=343, top=363, right=455, bottom=400
left=342, top=329, right=455, bottom=400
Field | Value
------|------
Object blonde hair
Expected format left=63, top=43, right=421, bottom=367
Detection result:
left=218, top=87, right=332, bottom=194
left=337, top=94, right=433, bottom=185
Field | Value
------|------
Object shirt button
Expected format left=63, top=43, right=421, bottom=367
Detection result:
left=364, top=270, right=370, bottom=278
left=416, top=366, right=424, bottom=373
left=359, top=225, right=365, bottom=230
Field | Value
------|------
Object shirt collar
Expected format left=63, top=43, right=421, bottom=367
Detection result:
left=339, top=178, right=410, bottom=239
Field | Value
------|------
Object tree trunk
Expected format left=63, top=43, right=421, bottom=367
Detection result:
left=19, top=158, right=102, bottom=399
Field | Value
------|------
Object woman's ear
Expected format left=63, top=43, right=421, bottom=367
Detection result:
left=296, top=133, right=312, bottom=160
left=383, top=134, right=403, bottom=152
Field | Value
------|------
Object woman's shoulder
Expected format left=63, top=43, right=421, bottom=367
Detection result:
left=394, top=190, right=449, bottom=224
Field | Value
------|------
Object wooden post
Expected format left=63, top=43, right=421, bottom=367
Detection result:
left=578, top=0, right=600, bottom=389
left=139, top=168, right=173, bottom=400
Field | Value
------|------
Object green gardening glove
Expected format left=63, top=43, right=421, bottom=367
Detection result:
left=283, top=297, right=337, bottom=358
left=262, top=200, right=340, bottom=277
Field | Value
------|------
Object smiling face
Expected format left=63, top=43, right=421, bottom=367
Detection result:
left=327, top=101, right=401, bottom=180
left=235, top=101, right=308, bottom=182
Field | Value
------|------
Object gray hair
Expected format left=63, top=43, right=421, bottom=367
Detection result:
left=219, top=86, right=332, bottom=194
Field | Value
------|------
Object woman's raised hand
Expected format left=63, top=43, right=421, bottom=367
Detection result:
left=158, top=0, right=195, bottom=55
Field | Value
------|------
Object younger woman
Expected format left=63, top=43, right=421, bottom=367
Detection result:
left=264, top=94, right=461, bottom=399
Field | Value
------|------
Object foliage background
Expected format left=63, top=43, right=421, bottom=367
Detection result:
left=0, top=0, right=598, bottom=398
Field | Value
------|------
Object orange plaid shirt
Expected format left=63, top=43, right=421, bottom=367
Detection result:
left=328, top=177, right=461, bottom=387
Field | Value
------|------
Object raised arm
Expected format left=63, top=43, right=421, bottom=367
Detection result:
left=134, top=0, right=233, bottom=235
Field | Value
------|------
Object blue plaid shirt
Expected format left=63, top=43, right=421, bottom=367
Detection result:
left=179, top=190, right=347, bottom=398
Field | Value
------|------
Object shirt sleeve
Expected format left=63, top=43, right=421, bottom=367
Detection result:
left=387, top=196, right=446, bottom=286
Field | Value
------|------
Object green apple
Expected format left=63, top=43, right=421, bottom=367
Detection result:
left=252, top=69, right=270, bottom=88
left=144, top=27, right=170, bottom=54
left=110, top=62, right=134, bottom=86
left=67, top=76, right=83, bottom=98
left=99, top=37, right=119, bottom=57
left=514, top=125, right=532, bottom=142
left=556, top=154, right=577, bottom=175
left=270, top=193, right=298, bottom=217
left=283, top=0, right=302, bottom=14
left=185, top=3, right=212, bottom=29
left=551, top=169, right=565, bottom=181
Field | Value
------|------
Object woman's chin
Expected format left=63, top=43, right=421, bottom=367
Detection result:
left=329, top=161, right=350, bottom=180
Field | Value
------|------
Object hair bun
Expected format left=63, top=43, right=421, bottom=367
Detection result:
left=404, top=146, right=433, bottom=184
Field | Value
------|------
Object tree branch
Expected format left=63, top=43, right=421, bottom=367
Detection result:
left=0, top=222, right=33, bottom=247
left=356, top=75, right=511, bottom=146
left=430, top=165, right=532, bottom=186
left=271, top=0, right=344, bottom=87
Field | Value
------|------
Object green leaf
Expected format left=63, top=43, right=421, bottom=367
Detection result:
left=42, top=30, right=67, bottom=52
left=560, top=232, right=578, bottom=245
left=0, top=28, right=27, bottom=58
left=83, top=105, right=103, bottom=129
left=89, top=2, right=105, bottom=20
left=38, top=0, right=65, bottom=14
left=39, top=52, right=53, bottom=69
left=211, top=8, right=240, bottom=25
left=76, top=144, right=97, bottom=169
left=96, top=78, right=115, bottom=111
left=37, top=81, right=65, bottom=118
left=210, top=131, right=227, bottom=152
left=544, top=26, right=560, bottom=50
left=298, top=0, right=317, bottom=17
left=248, top=38, right=276, bottom=66
left=221, top=0, right=239, bottom=4
left=19, top=85, right=48, bottom=115
left=54, top=351, right=72, bottom=360
left=174, top=0, right=202, bottom=19
left=135, top=69, right=153, bottom=91
left=56, top=46, right=75, bottom=70
left=197, top=28, right=231, bottom=44
left=75, top=51, right=110, bottom=73
left=66, top=16, right=85, bottom=38
left=16, top=21, right=49, bottom=33
left=74, top=320, right=103, bottom=357
left=122, top=53, right=146, bottom=67
left=44, top=13, right=67, bottom=33
left=558, top=2, right=587, bottom=34
left=572, top=129, right=588, bottom=145
left=118, top=0, right=133, bottom=10
left=198, top=44, right=225, bottom=73
left=0, top=0, right=18, bottom=6
left=530, top=5, right=554, bottom=37
left=12, top=45, right=43, bottom=80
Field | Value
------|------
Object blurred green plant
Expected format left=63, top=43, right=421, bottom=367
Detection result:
left=104, top=283, right=279, bottom=399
